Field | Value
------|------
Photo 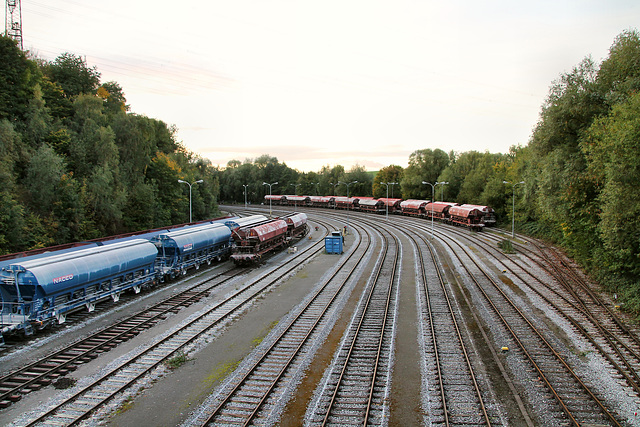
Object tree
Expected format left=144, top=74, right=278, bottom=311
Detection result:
left=583, top=92, right=640, bottom=281
left=147, top=152, right=185, bottom=225
left=0, top=36, right=39, bottom=122
left=318, top=165, right=345, bottom=195
left=97, top=81, right=128, bottom=114
left=401, top=148, right=449, bottom=199
left=373, top=165, right=404, bottom=198
left=52, top=172, right=84, bottom=243
left=43, top=53, right=100, bottom=99
left=455, top=152, right=504, bottom=203
left=26, top=143, right=66, bottom=215
left=597, top=29, right=640, bottom=107
left=344, top=164, right=372, bottom=197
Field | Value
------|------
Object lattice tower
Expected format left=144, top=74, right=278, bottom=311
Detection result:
left=5, top=0, right=23, bottom=50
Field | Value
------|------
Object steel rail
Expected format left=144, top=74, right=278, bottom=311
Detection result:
left=320, top=228, right=399, bottom=426
left=199, top=223, right=370, bottom=426
left=436, top=228, right=621, bottom=426
left=418, top=232, right=491, bottom=425
left=23, top=221, right=330, bottom=426
left=453, top=224, right=640, bottom=397
left=0, top=266, right=244, bottom=408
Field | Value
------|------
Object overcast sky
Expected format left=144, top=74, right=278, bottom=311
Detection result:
left=20, top=0, right=640, bottom=172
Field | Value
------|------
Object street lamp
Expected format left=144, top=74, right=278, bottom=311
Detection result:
left=379, top=182, right=398, bottom=221
left=329, top=182, right=340, bottom=209
left=389, top=182, right=398, bottom=198
left=339, top=180, right=357, bottom=234
left=178, top=179, right=203, bottom=223
left=262, top=181, right=278, bottom=217
left=435, top=181, right=449, bottom=201
left=242, top=184, right=249, bottom=209
left=329, top=182, right=340, bottom=195
left=422, top=181, right=436, bottom=239
left=503, top=180, right=525, bottom=239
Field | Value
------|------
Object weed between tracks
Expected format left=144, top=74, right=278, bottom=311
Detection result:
left=165, top=351, right=191, bottom=370
left=115, top=395, right=135, bottom=414
left=498, top=239, right=515, bottom=254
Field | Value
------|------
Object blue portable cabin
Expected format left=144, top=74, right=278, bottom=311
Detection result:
left=325, top=231, right=344, bottom=254
left=151, top=223, right=232, bottom=279
left=0, top=239, right=158, bottom=338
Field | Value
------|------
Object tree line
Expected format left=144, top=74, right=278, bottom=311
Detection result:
left=1, top=29, right=639, bottom=313
left=216, top=29, right=640, bottom=314
left=0, top=37, right=220, bottom=253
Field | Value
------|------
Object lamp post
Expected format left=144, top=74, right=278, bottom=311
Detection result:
left=435, top=181, right=449, bottom=201
left=329, top=182, right=339, bottom=195
left=379, top=182, right=398, bottom=221
left=389, top=181, right=398, bottom=199
left=330, top=182, right=340, bottom=209
left=422, top=181, right=436, bottom=239
left=503, top=180, right=525, bottom=239
left=339, top=180, right=357, bottom=234
left=178, top=179, right=203, bottom=223
left=313, top=182, right=320, bottom=196
left=242, top=184, right=249, bottom=209
left=291, top=183, right=301, bottom=210
left=262, top=181, right=278, bottom=217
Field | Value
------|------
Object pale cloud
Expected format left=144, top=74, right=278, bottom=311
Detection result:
left=22, top=0, right=640, bottom=172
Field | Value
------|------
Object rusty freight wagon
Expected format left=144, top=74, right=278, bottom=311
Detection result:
left=230, top=219, right=289, bottom=265
left=448, top=205, right=485, bottom=231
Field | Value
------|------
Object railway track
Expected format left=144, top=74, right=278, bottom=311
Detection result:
left=440, top=223, right=640, bottom=419
left=5, top=206, right=639, bottom=426
left=304, top=224, right=399, bottom=425
left=11, top=219, right=330, bottom=426
left=425, top=223, right=622, bottom=425
left=0, top=265, right=244, bottom=410
left=410, top=228, right=498, bottom=425
left=187, top=222, right=371, bottom=426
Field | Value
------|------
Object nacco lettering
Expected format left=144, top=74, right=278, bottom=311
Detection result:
left=52, top=274, right=74, bottom=284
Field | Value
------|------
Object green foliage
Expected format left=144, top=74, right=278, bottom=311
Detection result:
left=0, top=44, right=221, bottom=253
left=165, top=351, right=190, bottom=369
left=0, top=36, right=40, bottom=122
left=345, top=164, right=373, bottom=197
left=26, top=144, right=66, bottom=215
left=583, top=92, right=640, bottom=280
left=498, top=239, right=514, bottom=254
left=401, top=148, right=450, bottom=199
left=373, top=165, right=404, bottom=198
left=42, top=52, right=101, bottom=99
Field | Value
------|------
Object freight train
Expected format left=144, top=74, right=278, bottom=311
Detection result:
left=265, top=195, right=496, bottom=231
left=0, top=213, right=307, bottom=343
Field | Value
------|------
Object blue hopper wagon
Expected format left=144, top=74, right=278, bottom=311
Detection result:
left=0, top=239, right=158, bottom=338
left=151, top=223, right=232, bottom=279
